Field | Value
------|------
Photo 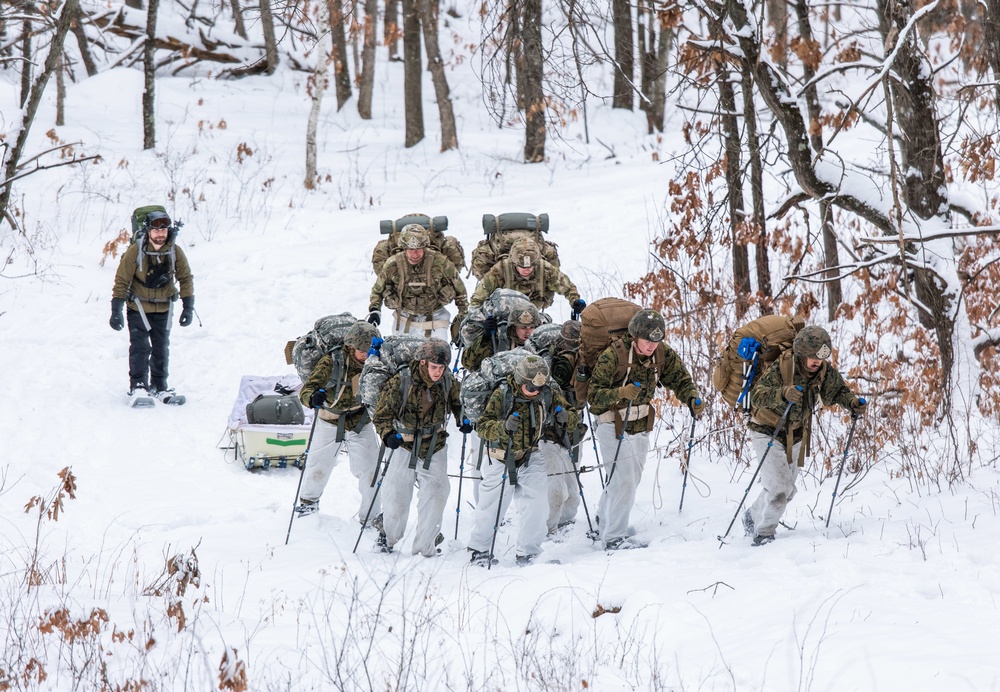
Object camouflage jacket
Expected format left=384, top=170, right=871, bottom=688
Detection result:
left=588, top=334, right=699, bottom=435
left=371, top=232, right=466, bottom=274
left=460, top=327, right=528, bottom=372
left=373, top=360, right=462, bottom=458
left=470, top=258, right=579, bottom=311
left=299, top=347, right=368, bottom=431
left=476, top=376, right=578, bottom=455
left=369, top=248, right=469, bottom=318
left=551, top=350, right=580, bottom=408
left=112, top=239, right=194, bottom=313
left=748, top=349, right=855, bottom=465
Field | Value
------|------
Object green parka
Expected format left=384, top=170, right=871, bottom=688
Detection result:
left=112, top=238, right=194, bottom=313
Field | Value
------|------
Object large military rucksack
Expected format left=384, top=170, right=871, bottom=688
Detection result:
left=460, top=347, right=555, bottom=424
left=457, top=288, right=552, bottom=349
left=128, top=204, right=181, bottom=283
left=357, top=334, right=427, bottom=412
left=284, top=313, right=357, bottom=386
left=371, top=213, right=466, bottom=274
left=469, top=212, right=560, bottom=279
left=572, top=298, right=643, bottom=405
left=712, top=314, right=805, bottom=411
left=523, top=322, right=564, bottom=361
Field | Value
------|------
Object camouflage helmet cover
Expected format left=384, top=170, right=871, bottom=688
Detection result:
left=398, top=224, right=430, bottom=249
left=628, top=309, right=666, bottom=342
left=514, top=354, right=550, bottom=388
left=558, top=320, right=581, bottom=352
left=508, top=302, right=543, bottom=329
left=793, top=325, right=832, bottom=360
left=509, top=237, right=540, bottom=269
left=345, top=321, right=380, bottom=352
left=415, top=337, right=451, bottom=366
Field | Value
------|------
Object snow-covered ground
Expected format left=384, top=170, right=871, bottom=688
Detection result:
left=2, top=5, right=1000, bottom=690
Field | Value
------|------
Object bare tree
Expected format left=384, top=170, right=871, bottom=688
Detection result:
left=328, top=0, right=352, bottom=109
left=637, top=1, right=673, bottom=133
left=717, top=67, right=751, bottom=318
left=611, top=0, right=633, bottom=109
left=357, top=0, right=377, bottom=119
left=229, top=0, right=248, bottom=39
left=385, top=0, right=401, bottom=61
left=402, top=0, right=424, bottom=147
left=70, top=4, right=98, bottom=77
left=260, top=0, right=278, bottom=74
left=142, top=0, right=159, bottom=149
left=19, top=1, right=33, bottom=107
left=521, top=0, right=545, bottom=162
left=305, top=5, right=332, bottom=187
left=420, top=0, right=458, bottom=151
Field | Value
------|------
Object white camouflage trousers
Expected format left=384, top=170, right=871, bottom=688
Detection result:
left=391, top=306, right=451, bottom=342
left=382, top=444, right=451, bottom=557
left=595, top=423, right=649, bottom=545
left=747, top=431, right=802, bottom=537
left=540, top=440, right=580, bottom=533
left=300, top=419, right=381, bottom=525
left=468, top=448, right=548, bottom=558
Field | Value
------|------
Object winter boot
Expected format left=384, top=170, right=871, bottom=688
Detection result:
left=376, top=531, right=392, bottom=554
left=742, top=509, right=755, bottom=537
left=434, top=532, right=445, bottom=554
left=751, top=534, right=775, bottom=547
left=295, top=499, right=319, bottom=517
left=469, top=549, right=497, bottom=567
left=515, top=554, right=536, bottom=567
left=127, top=383, right=155, bottom=408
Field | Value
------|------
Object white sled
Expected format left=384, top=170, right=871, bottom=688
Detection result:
left=224, top=375, right=314, bottom=471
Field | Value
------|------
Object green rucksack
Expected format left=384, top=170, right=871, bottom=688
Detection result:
left=469, top=212, right=560, bottom=279
left=128, top=205, right=181, bottom=286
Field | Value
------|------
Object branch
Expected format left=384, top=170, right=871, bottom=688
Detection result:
left=859, top=226, right=1000, bottom=244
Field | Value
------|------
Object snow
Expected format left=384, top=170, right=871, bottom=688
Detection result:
left=3, top=4, right=1000, bottom=691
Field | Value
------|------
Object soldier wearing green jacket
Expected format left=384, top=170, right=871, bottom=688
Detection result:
left=368, top=225, right=468, bottom=342
left=468, top=355, right=578, bottom=566
left=743, top=325, right=867, bottom=546
left=588, top=309, right=704, bottom=550
left=372, top=339, right=467, bottom=557
left=470, top=237, right=585, bottom=314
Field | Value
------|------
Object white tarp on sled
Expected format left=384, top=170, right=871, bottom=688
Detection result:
left=226, top=375, right=314, bottom=470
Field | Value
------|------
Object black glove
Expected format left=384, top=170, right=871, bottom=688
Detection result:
left=458, top=418, right=474, bottom=434
left=503, top=413, right=520, bottom=433
left=309, top=389, right=327, bottom=409
left=367, top=309, right=381, bottom=326
left=383, top=433, right=402, bottom=449
left=782, top=385, right=803, bottom=404
left=688, top=396, right=706, bottom=418
left=571, top=299, right=586, bottom=320
left=483, top=315, right=498, bottom=335
left=179, top=296, right=194, bottom=327
left=554, top=407, right=569, bottom=424
left=109, top=298, right=125, bottom=331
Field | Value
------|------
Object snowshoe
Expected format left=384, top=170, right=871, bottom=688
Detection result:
left=150, top=387, right=186, bottom=406
left=604, top=537, right=648, bottom=551
left=469, top=549, right=498, bottom=567
left=751, top=534, right=775, bottom=547
left=128, top=385, right=155, bottom=409
left=294, top=500, right=319, bottom=517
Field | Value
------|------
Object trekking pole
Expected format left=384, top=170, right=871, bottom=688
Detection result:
left=284, top=408, right=322, bottom=546
left=562, top=415, right=595, bottom=537
left=825, top=400, right=864, bottom=528
left=605, top=386, right=639, bottom=486
left=487, top=415, right=518, bottom=570
left=678, top=399, right=700, bottom=512
left=353, top=444, right=396, bottom=553
left=586, top=409, right=605, bottom=488
left=717, top=398, right=795, bottom=548
left=454, top=418, right=470, bottom=539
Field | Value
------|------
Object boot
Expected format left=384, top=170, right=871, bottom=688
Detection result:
left=742, top=509, right=755, bottom=537
left=751, top=534, right=775, bottom=547
left=295, top=499, right=319, bottom=517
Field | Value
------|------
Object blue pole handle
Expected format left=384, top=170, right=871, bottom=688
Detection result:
left=555, top=406, right=562, bottom=413
left=693, top=398, right=701, bottom=406
left=859, top=397, right=866, bottom=404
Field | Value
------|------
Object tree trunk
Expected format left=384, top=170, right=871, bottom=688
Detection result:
left=646, top=6, right=671, bottom=133
left=259, top=0, right=278, bottom=74
left=229, top=0, right=248, bottom=39
left=358, top=0, right=377, bottom=119
left=521, top=0, right=545, bottom=162
left=420, top=0, right=458, bottom=151
left=56, top=53, right=66, bottom=126
left=385, top=0, right=400, bottom=61
left=766, top=0, right=787, bottom=69
left=402, top=0, right=424, bottom=147
left=19, top=5, right=33, bottom=107
left=1, top=0, right=80, bottom=227
left=142, top=0, right=159, bottom=150
left=328, top=0, right=352, bottom=110
left=71, top=4, right=99, bottom=77
left=740, top=69, right=771, bottom=310
left=126, top=0, right=144, bottom=8
left=718, top=68, right=751, bottom=318
left=985, top=0, right=1000, bottom=107
left=611, top=0, right=633, bottom=109
left=305, top=0, right=331, bottom=188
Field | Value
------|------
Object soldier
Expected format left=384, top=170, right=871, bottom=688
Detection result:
left=296, top=321, right=383, bottom=526
left=588, top=309, right=704, bottom=550
left=742, top=325, right=867, bottom=546
left=371, top=213, right=466, bottom=275
left=469, top=237, right=585, bottom=315
left=110, top=209, right=195, bottom=402
left=468, top=355, right=578, bottom=566
left=368, top=225, right=469, bottom=342
left=372, top=338, right=470, bottom=557
left=461, top=301, right=543, bottom=373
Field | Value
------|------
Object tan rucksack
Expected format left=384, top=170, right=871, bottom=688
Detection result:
left=469, top=212, right=560, bottom=279
left=572, top=297, right=643, bottom=405
left=712, top=314, right=805, bottom=410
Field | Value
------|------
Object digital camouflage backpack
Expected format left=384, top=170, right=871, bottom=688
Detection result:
left=285, top=313, right=358, bottom=385
left=523, top=322, right=564, bottom=361
left=371, top=213, right=466, bottom=274
left=572, top=297, right=643, bottom=405
left=357, top=333, right=428, bottom=412
left=457, top=288, right=552, bottom=348
left=469, top=212, right=560, bottom=279
left=712, top=314, right=805, bottom=411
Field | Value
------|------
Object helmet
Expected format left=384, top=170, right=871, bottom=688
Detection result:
left=557, top=320, right=581, bottom=352
left=146, top=210, right=171, bottom=230
left=628, top=309, right=666, bottom=342
left=793, top=325, right=832, bottom=360
left=398, top=224, right=430, bottom=249
left=509, top=238, right=540, bottom=269
left=345, top=321, right=380, bottom=352
left=508, top=303, right=542, bottom=329
left=513, top=354, right=550, bottom=388
left=415, top=337, right=451, bottom=366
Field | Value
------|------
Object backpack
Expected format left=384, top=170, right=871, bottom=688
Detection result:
left=372, top=213, right=466, bottom=273
left=523, top=322, right=564, bottom=360
left=246, top=394, right=305, bottom=425
left=284, top=313, right=357, bottom=384
left=469, top=212, right=560, bottom=279
left=458, top=288, right=552, bottom=348
left=572, top=298, right=643, bottom=405
left=460, top=348, right=552, bottom=423
left=357, top=334, right=427, bottom=412
left=712, top=314, right=805, bottom=411
left=128, top=204, right=181, bottom=281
